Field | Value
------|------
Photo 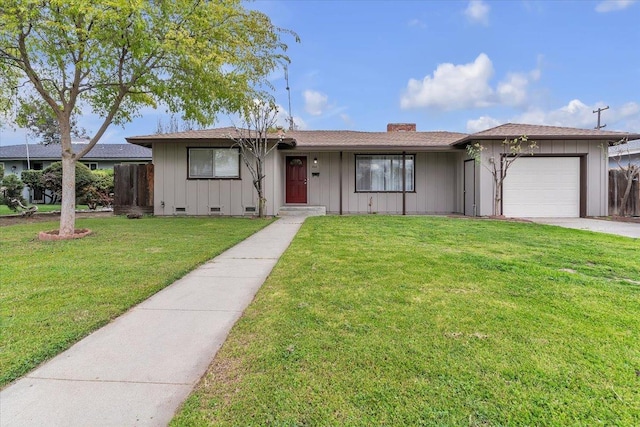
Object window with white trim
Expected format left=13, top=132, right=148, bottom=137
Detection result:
left=355, top=154, right=414, bottom=192
left=188, top=148, right=240, bottom=179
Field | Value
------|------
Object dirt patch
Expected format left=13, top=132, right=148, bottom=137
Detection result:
left=444, top=332, right=464, bottom=339
left=38, top=228, right=92, bottom=241
left=0, top=211, right=114, bottom=227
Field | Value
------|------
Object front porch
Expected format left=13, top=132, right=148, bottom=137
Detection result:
left=278, top=205, right=326, bottom=216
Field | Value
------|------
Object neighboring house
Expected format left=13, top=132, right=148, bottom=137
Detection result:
left=0, top=143, right=152, bottom=202
left=126, top=123, right=639, bottom=218
left=609, top=139, right=640, bottom=170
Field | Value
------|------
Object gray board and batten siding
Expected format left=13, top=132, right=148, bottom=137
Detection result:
left=284, top=150, right=465, bottom=215
left=150, top=141, right=464, bottom=216
left=151, top=140, right=281, bottom=216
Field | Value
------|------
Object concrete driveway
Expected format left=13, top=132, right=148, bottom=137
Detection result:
left=528, top=217, right=640, bottom=239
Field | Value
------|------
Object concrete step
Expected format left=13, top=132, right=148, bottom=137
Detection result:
left=278, top=206, right=326, bottom=217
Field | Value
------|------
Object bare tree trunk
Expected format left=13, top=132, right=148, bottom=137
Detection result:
left=258, top=193, right=266, bottom=218
left=619, top=168, right=638, bottom=216
left=492, top=162, right=501, bottom=216
left=59, top=122, right=76, bottom=237
left=256, top=160, right=265, bottom=218
left=494, top=181, right=501, bottom=216
left=60, top=154, right=76, bottom=236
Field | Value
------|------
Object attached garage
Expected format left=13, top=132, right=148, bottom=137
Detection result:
left=503, top=156, right=581, bottom=218
left=453, top=123, right=640, bottom=218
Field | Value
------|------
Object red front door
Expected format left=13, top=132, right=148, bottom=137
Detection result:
left=286, top=156, right=307, bottom=203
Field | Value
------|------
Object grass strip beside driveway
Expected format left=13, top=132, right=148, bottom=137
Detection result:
left=173, top=216, right=640, bottom=426
left=0, top=216, right=272, bottom=387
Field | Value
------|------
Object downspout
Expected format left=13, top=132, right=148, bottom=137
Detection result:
left=339, top=151, right=343, bottom=215
left=402, top=151, right=406, bottom=215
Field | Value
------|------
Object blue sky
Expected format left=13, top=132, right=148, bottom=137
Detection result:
left=1, top=0, right=638, bottom=146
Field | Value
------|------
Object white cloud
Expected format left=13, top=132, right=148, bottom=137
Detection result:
left=595, top=0, right=636, bottom=12
left=619, top=101, right=640, bottom=117
left=401, top=53, right=543, bottom=111
left=464, top=0, right=490, bottom=25
left=466, top=116, right=503, bottom=133
left=401, top=53, right=494, bottom=110
left=518, top=99, right=604, bottom=128
left=497, top=65, right=541, bottom=107
left=271, top=103, right=307, bottom=130
left=293, top=116, right=307, bottom=130
left=497, top=73, right=530, bottom=107
left=466, top=100, right=640, bottom=133
left=303, top=90, right=329, bottom=116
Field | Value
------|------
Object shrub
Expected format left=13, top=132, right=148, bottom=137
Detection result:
left=1, top=174, right=26, bottom=211
left=21, top=169, right=44, bottom=192
left=92, top=169, right=114, bottom=193
left=41, top=161, right=95, bottom=200
left=0, top=163, right=4, bottom=179
left=83, top=169, right=114, bottom=209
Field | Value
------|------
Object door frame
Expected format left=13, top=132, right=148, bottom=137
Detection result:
left=285, top=155, right=308, bottom=204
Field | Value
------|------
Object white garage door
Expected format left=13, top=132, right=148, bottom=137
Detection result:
left=503, top=157, right=580, bottom=218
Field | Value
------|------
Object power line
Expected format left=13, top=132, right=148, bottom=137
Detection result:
left=593, top=106, right=609, bottom=130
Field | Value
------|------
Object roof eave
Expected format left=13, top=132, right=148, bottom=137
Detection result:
left=283, top=144, right=461, bottom=151
left=452, top=133, right=640, bottom=147
left=126, top=136, right=295, bottom=148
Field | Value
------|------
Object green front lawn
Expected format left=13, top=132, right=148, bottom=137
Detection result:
left=0, top=216, right=272, bottom=386
left=173, top=216, right=640, bottom=426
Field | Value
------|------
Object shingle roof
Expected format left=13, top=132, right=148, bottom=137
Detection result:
left=126, top=123, right=640, bottom=150
left=284, top=130, right=467, bottom=148
left=0, top=143, right=152, bottom=160
left=453, top=123, right=638, bottom=145
left=127, top=127, right=468, bottom=149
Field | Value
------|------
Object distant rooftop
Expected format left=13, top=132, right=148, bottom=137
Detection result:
left=0, top=143, right=152, bottom=160
left=608, top=139, right=640, bottom=156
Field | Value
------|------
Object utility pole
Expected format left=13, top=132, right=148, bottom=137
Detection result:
left=593, top=106, right=609, bottom=130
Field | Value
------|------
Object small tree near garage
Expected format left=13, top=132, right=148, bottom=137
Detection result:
left=229, top=101, right=282, bottom=218
left=467, top=135, right=538, bottom=216
left=609, top=137, right=639, bottom=216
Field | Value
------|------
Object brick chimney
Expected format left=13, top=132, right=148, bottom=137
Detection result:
left=387, top=123, right=416, bottom=132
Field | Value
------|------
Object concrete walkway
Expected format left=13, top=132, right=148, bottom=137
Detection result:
left=0, top=216, right=307, bottom=427
left=528, top=217, right=640, bottom=239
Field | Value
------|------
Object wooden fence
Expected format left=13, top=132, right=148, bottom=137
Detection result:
left=609, top=169, right=639, bottom=216
left=114, top=164, right=154, bottom=215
